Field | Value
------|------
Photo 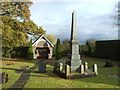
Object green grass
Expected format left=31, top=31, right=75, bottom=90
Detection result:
left=1, top=57, right=120, bottom=88
left=1, top=58, right=38, bottom=88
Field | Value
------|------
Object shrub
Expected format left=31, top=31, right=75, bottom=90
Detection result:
left=86, top=39, right=96, bottom=57
left=2, top=46, right=28, bottom=58
left=80, top=45, right=89, bottom=55
left=14, top=46, right=28, bottom=58
left=104, top=60, right=113, bottom=67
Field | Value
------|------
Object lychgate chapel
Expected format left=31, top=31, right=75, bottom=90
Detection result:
left=32, top=35, right=54, bottom=59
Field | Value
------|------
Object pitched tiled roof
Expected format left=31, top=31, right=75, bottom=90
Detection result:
left=32, top=35, right=54, bottom=47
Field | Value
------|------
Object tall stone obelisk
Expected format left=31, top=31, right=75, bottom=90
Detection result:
left=70, top=11, right=82, bottom=72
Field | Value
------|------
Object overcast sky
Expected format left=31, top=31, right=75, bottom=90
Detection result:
left=30, top=0, right=119, bottom=44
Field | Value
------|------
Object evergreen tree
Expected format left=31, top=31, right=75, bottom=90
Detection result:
left=55, top=38, right=62, bottom=60
left=86, top=39, right=96, bottom=57
left=27, top=38, right=33, bottom=60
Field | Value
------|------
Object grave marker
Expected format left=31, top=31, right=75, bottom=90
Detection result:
left=38, top=62, right=47, bottom=73
left=70, top=11, right=82, bottom=72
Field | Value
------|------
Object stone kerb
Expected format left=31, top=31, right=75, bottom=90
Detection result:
left=84, top=62, right=88, bottom=72
left=54, top=62, right=98, bottom=79
left=59, top=63, right=63, bottom=71
left=65, top=65, right=70, bottom=76
left=93, top=64, right=98, bottom=75
left=79, top=64, right=84, bottom=74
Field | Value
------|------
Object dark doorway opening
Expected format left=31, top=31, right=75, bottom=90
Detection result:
left=36, top=47, right=49, bottom=59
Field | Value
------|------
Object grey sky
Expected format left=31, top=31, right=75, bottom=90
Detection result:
left=30, top=0, right=119, bottom=44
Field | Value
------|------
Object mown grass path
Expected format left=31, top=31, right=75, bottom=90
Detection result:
left=7, top=60, right=40, bottom=89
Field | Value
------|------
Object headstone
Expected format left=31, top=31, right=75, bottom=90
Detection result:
left=104, top=60, right=113, bottom=67
left=38, top=62, right=47, bottom=73
left=65, top=65, right=70, bottom=76
left=0, top=72, right=8, bottom=84
left=84, top=62, right=88, bottom=72
left=59, top=63, right=63, bottom=71
left=93, top=64, right=98, bottom=75
left=70, top=11, right=82, bottom=72
left=79, top=64, right=84, bottom=74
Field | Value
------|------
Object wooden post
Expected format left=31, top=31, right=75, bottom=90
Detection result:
left=79, top=64, right=84, bottom=74
left=93, top=64, right=98, bottom=75
left=84, top=62, right=88, bottom=72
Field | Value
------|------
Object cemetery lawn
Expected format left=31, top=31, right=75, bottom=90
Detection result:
left=1, top=57, right=120, bottom=88
left=1, top=58, right=38, bottom=88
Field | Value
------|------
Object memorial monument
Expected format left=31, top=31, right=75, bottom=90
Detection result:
left=54, top=11, right=98, bottom=79
left=70, top=11, right=82, bottom=72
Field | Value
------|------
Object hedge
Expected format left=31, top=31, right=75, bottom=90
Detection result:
left=95, top=40, right=120, bottom=60
left=2, top=46, right=28, bottom=58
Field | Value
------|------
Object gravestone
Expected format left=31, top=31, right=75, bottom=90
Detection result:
left=38, top=62, right=47, bottom=73
left=104, top=60, right=113, bottom=67
left=69, top=11, right=82, bottom=72
left=0, top=72, right=8, bottom=84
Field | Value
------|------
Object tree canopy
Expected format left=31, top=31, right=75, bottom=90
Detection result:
left=1, top=1, right=46, bottom=47
left=0, top=1, right=33, bottom=20
left=46, top=34, right=56, bottom=45
left=1, top=16, right=28, bottom=47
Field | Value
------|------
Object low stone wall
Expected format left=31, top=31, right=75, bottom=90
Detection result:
left=53, top=70, right=66, bottom=78
left=54, top=62, right=98, bottom=79
left=66, top=72, right=97, bottom=79
left=54, top=70, right=97, bottom=79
